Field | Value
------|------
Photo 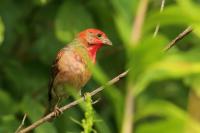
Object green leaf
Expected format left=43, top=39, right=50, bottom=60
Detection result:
left=0, top=89, right=17, bottom=115
left=134, top=51, right=200, bottom=96
left=128, top=35, right=167, bottom=81
left=91, top=64, right=124, bottom=127
left=32, top=31, right=62, bottom=64
left=176, top=0, right=200, bottom=20
left=0, top=114, right=19, bottom=133
left=136, top=119, right=184, bottom=133
left=144, top=6, right=198, bottom=33
left=136, top=100, right=200, bottom=133
left=0, top=17, right=4, bottom=45
left=21, top=96, right=56, bottom=133
left=184, top=75, right=200, bottom=97
left=110, top=0, right=138, bottom=44
left=55, top=1, right=94, bottom=42
left=32, top=0, right=51, bottom=6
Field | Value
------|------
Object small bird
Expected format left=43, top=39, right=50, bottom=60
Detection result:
left=45, top=28, right=112, bottom=116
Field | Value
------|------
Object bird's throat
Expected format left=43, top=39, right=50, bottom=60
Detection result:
left=87, top=44, right=102, bottom=63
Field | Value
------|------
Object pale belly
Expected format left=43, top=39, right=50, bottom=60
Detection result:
left=53, top=52, right=91, bottom=97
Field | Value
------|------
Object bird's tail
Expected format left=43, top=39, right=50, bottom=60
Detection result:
left=43, top=84, right=58, bottom=121
left=43, top=105, right=52, bottom=117
left=43, top=99, right=58, bottom=122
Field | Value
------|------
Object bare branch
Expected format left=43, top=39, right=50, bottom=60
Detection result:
left=15, top=114, right=27, bottom=133
left=163, top=26, right=193, bottom=52
left=18, top=70, right=129, bottom=133
left=153, top=0, right=165, bottom=37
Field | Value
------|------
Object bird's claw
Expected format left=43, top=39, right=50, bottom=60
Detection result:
left=53, top=106, right=63, bottom=117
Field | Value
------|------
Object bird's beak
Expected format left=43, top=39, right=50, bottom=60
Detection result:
left=103, top=38, right=112, bottom=46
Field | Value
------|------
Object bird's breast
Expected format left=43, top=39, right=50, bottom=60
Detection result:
left=55, top=49, right=91, bottom=90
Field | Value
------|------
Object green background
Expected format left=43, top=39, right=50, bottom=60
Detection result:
left=1, top=0, right=200, bottom=132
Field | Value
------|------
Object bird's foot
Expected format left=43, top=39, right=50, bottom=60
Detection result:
left=53, top=106, right=63, bottom=117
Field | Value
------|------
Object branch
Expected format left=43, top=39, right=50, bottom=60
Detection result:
left=163, top=26, right=193, bottom=52
left=153, top=0, right=165, bottom=37
left=15, top=114, right=27, bottom=133
left=18, top=70, right=129, bottom=133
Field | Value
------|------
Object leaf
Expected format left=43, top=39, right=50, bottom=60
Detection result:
left=134, top=51, right=200, bottom=96
left=0, top=89, right=17, bottom=115
left=20, top=96, right=57, bottom=133
left=110, top=0, right=139, bottom=44
left=0, top=17, right=4, bottom=45
left=55, top=1, right=94, bottom=42
left=176, top=0, right=200, bottom=20
left=136, top=100, right=200, bottom=133
left=0, top=114, right=19, bottom=133
left=32, top=0, right=51, bottom=6
left=128, top=35, right=168, bottom=81
left=136, top=119, right=184, bottom=133
left=90, top=64, right=124, bottom=127
left=32, top=31, right=62, bottom=65
left=2, top=58, right=47, bottom=97
left=184, top=75, right=200, bottom=97
left=144, top=6, right=198, bottom=33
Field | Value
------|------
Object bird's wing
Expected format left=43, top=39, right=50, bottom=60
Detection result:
left=48, top=48, right=66, bottom=101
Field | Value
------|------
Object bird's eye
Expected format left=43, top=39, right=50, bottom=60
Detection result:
left=97, top=33, right=102, bottom=38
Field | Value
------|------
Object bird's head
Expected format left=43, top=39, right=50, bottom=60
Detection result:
left=77, top=28, right=112, bottom=63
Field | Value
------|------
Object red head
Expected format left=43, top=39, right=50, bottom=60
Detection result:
left=77, top=28, right=112, bottom=63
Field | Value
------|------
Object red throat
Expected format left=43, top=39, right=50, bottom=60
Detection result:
left=87, top=44, right=103, bottom=63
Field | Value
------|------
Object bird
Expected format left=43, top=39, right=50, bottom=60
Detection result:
left=45, top=28, right=112, bottom=116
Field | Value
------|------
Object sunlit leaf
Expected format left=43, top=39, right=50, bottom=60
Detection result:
left=136, top=119, right=184, bottom=133
left=134, top=52, right=200, bottom=96
left=136, top=100, right=200, bottom=133
left=32, top=0, right=51, bottom=6
left=144, top=6, right=198, bottom=33
left=0, top=17, right=4, bottom=45
left=184, top=75, right=200, bottom=97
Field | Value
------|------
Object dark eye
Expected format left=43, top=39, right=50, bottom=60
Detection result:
left=97, top=33, right=102, bottom=38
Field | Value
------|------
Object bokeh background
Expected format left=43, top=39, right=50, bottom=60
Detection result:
left=1, top=0, right=200, bottom=133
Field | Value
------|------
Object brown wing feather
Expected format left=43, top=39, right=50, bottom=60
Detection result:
left=48, top=49, right=65, bottom=101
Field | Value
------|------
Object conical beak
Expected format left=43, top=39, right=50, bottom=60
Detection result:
left=103, top=38, right=112, bottom=46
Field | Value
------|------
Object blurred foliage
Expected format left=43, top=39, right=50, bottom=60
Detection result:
left=0, top=17, right=4, bottom=45
left=1, top=0, right=200, bottom=133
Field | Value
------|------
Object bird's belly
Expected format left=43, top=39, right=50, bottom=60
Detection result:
left=55, top=61, right=91, bottom=91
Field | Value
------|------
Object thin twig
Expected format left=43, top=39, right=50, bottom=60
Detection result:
left=163, top=26, right=193, bottom=52
left=15, top=114, right=27, bottom=133
left=153, top=0, right=165, bottom=37
left=18, top=70, right=129, bottom=133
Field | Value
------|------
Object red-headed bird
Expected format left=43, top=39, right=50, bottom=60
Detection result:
left=45, top=29, right=112, bottom=115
